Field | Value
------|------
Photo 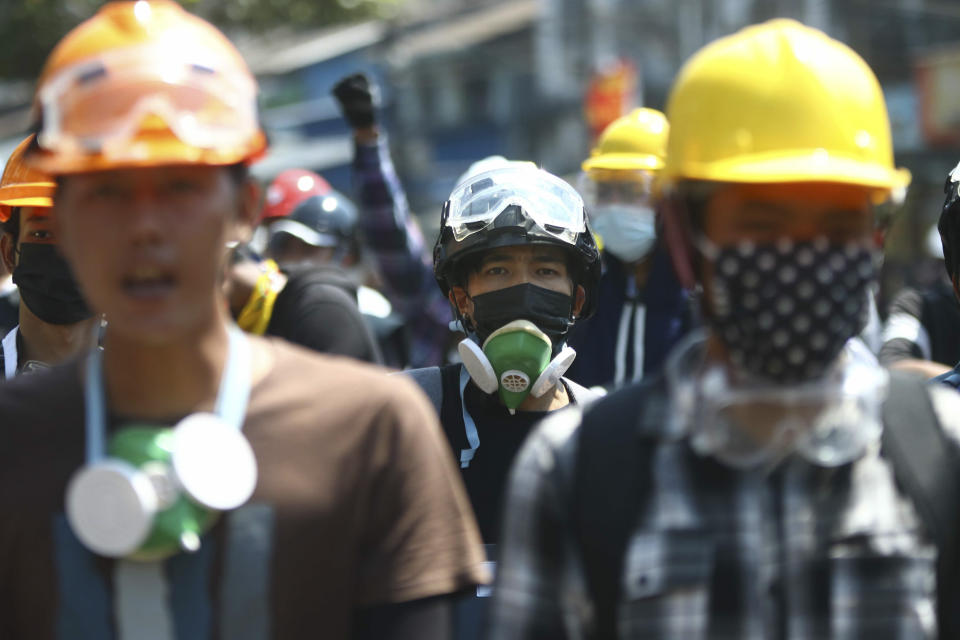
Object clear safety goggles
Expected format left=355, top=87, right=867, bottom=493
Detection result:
left=37, top=45, right=259, bottom=156
left=666, top=331, right=887, bottom=471
left=578, top=169, right=654, bottom=209
left=445, top=166, right=586, bottom=244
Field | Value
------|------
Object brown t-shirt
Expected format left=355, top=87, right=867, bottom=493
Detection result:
left=0, top=337, right=487, bottom=639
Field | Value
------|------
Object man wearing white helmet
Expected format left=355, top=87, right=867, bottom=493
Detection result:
left=406, top=163, right=602, bottom=639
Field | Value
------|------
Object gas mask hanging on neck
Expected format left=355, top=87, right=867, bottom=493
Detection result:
left=459, top=320, right=577, bottom=413
left=66, top=414, right=258, bottom=560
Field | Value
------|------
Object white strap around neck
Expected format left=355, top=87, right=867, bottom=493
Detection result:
left=83, top=325, right=252, bottom=464
left=2, top=326, right=18, bottom=380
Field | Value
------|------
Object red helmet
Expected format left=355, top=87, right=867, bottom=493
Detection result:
left=261, top=169, right=332, bottom=222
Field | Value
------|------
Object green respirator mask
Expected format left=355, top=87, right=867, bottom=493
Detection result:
left=66, top=414, right=257, bottom=561
left=458, top=319, right=577, bottom=413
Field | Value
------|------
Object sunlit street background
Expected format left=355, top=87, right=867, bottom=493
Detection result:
left=2, top=0, right=959, bottom=303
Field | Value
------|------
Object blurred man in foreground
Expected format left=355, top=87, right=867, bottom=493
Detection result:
left=491, top=19, right=960, bottom=638
left=0, top=2, right=486, bottom=638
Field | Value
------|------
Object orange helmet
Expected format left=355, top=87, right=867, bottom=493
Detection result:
left=29, top=0, right=267, bottom=175
left=0, top=135, right=55, bottom=222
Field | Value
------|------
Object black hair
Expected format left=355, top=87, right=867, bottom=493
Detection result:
left=226, top=162, right=249, bottom=186
left=675, top=181, right=716, bottom=235
left=448, top=251, right=484, bottom=289
left=0, top=207, right=20, bottom=246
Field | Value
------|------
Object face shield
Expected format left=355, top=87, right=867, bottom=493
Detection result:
left=37, top=44, right=259, bottom=159
left=579, top=169, right=657, bottom=262
left=579, top=169, right=654, bottom=210
left=445, top=167, right=586, bottom=246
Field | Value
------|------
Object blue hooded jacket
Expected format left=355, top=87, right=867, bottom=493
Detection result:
left=565, top=244, right=693, bottom=389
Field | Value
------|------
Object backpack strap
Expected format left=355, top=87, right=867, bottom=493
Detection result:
left=573, top=377, right=666, bottom=639
left=881, top=370, right=960, bottom=638
left=932, top=364, right=960, bottom=390
left=399, top=366, right=444, bottom=415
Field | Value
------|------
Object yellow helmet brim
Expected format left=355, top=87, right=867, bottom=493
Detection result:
left=582, top=153, right=665, bottom=173
left=661, top=150, right=911, bottom=203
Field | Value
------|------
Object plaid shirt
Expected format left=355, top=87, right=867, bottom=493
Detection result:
left=490, top=378, right=960, bottom=639
left=353, top=138, right=452, bottom=368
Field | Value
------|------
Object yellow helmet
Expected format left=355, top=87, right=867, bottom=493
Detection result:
left=660, top=19, right=910, bottom=201
left=582, top=108, right=668, bottom=174
left=29, top=0, right=267, bottom=175
left=0, top=135, right=55, bottom=222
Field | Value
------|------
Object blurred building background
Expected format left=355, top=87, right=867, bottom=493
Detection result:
left=2, top=0, right=960, bottom=306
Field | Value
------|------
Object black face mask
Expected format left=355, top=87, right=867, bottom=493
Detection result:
left=468, top=283, right=574, bottom=350
left=12, top=243, right=93, bottom=325
left=706, top=238, right=877, bottom=384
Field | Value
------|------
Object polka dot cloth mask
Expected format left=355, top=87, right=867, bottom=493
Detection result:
left=704, top=236, right=879, bottom=384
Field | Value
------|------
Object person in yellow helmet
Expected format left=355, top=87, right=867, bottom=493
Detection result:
left=0, top=2, right=486, bottom=638
left=582, top=108, right=667, bottom=265
left=490, top=19, right=960, bottom=638
left=566, top=108, right=693, bottom=389
left=0, top=134, right=97, bottom=378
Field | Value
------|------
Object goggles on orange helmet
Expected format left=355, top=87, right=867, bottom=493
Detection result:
left=37, top=44, right=259, bottom=160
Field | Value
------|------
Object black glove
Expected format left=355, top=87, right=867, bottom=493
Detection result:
left=332, top=73, right=378, bottom=129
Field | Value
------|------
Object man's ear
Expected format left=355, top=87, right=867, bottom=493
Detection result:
left=572, top=284, right=586, bottom=318
left=0, top=233, right=15, bottom=272
left=449, top=286, right=473, bottom=317
left=230, top=177, right=261, bottom=245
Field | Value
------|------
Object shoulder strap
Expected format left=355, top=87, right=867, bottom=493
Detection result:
left=932, top=365, right=960, bottom=390
left=573, top=377, right=666, bottom=639
left=398, top=366, right=443, bottom=415
left=881, top=370, right=960, bottom=638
